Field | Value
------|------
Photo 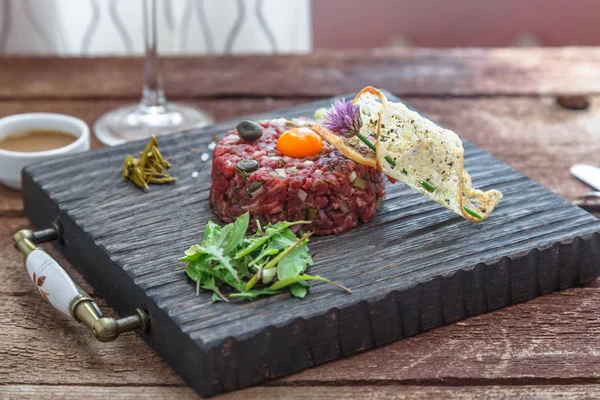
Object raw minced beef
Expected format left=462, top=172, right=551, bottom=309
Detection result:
left=209, top=118, right=385, bottom=235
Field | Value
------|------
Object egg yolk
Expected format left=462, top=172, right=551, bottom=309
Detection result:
left=276, top=127, right=323, bottom=158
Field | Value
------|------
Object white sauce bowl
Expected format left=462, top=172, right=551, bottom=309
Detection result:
left=0, top=113, right=90, bottom=190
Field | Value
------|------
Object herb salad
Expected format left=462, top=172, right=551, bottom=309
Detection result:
left=180, top=213, right=351, bottom=302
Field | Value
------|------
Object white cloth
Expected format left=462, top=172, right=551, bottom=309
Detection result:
left=0, top=0, right=312, bottom=55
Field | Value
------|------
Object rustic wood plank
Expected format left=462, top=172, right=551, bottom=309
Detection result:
left=0, top=292, right=183, bottom=386
left=3, top=285, right=600, bottom=387
left=0, top=186, right=22, bottom=216
left=279, top=288, right=600, bottom=384
left=2, top=48, right=600, bottom=99
left=3, top=384, right=600, bottom=400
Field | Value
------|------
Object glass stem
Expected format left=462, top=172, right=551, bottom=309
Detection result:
left=139, top=0, right=167, bottom=113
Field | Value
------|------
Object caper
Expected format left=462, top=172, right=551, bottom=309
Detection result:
left=247, top=180, right=265, bottom=194
left=307, top=207, right=318, bottom=220
left=235, top=159, right=259, bottom=175
left=236, top=120, right=263, bottom=141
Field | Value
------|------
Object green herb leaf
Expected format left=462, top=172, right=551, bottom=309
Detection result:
left=201, top=275, right=229, bottom=303
left=180, top=214, right=350, bottom=303
left=263, top=232, right=312, bottom=271
left=249, top=244, right=280, bottom=268
left=229, top=289, right=280, bottom=301
left=249, top=229, right=297, bottom=267
left=222, top=212, right=249, bottom=255
left=268, top=273, right=352, bottom=294
left=180, top=246, right=209, bottom=263
left=234, top=220, right=309, bottom=259
left=289, top=283, right=308, bottom=298
left=277, top=241, right=312, bottom=281
left=271, top=228, right=298, bottom=247
left=197, top=244, right=240, bottom=283
left=185, top=259, right=208, bottom=282
left=233, top=258, right=253, bottom=279
left=200, top=220, right=219, bottom=242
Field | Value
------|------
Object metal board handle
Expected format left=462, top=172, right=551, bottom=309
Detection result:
left=13, top=225, right=149, bottom=342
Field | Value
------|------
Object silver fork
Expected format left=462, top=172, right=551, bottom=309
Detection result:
left=574, top=191, right=600, bottom=212
left=571, top=164, right=600, bottom=212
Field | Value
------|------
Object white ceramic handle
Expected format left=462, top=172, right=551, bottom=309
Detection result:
left=25, top=249, right=85, bottom=318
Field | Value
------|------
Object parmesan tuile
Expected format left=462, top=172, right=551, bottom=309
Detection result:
left=311, top=86, right=502, bottom=222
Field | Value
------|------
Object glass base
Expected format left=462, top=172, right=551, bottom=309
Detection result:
left=94, top=102, right=214, bottom=146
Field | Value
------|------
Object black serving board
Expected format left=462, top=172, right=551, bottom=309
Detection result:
left=21, top=92, right=600, bottom=397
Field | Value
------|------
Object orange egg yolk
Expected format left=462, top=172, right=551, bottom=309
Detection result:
left=276, top=127, right=323, bottom=158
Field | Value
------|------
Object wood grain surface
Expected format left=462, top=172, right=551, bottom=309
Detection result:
left=1, top=50, right=600, bottom=399
left=2, top=48, right=600, bottom=98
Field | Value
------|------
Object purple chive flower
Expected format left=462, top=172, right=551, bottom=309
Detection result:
left=324, top=98, right=363, bottom=138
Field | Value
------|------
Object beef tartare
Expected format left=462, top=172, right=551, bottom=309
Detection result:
left=209, top=118, right=385, bottom=235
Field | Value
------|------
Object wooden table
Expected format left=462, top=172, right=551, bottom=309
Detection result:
left=1, top=48, right=600, bottom=399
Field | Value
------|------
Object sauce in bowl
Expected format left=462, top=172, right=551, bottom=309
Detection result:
left=0, top=129, right=77, bottom=153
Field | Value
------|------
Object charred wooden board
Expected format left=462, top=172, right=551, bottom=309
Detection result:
left=21, top=92, right=600, bottom=397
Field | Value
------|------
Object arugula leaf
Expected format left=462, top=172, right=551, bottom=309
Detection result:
left=248, top=229, right=297, bottom=267
left=201, top=220, right=222, bottom=245
left=271, top=228, right=298, bottom=247
left=234, top=220, right=309, bottom=259
left=262, top=232, right=312, bottom=271
left=248, top=244, right=280, bottom=267
left=289, top=283, right=308, bottom=299
left=233, top=257, right=253, bottom=279
left=180, top=243, right=209, bottom=262
left=183, top=216, right=242, bottom=259
left=268, top=273, right=352, bottom=293
left=185, top=262, right=203, bottom=282
left=179, top=214, right=351, bottom=303
left=185, top=266, right=205, bottom=295
left=201, top=275, right=229, bottom=302
left=277, top=241, right=312, bottom=281
left=229, top=289, right=280, bottom=300
left=180, top=220, right=224, bottom=262
left=197, top=244, right=240, bottom=283
left=222, top=212, right=249, bottom=255
left=204, top=264, right=247, bottom=293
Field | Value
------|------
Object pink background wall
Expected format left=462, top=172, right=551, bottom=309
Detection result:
left=312, top=0, right=600, bottom=48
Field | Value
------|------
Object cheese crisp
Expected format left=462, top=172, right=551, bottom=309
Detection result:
left=312, top=87, right=502, bottom=222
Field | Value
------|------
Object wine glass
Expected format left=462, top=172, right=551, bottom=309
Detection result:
left=94, top=0, right=213, bottom=146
